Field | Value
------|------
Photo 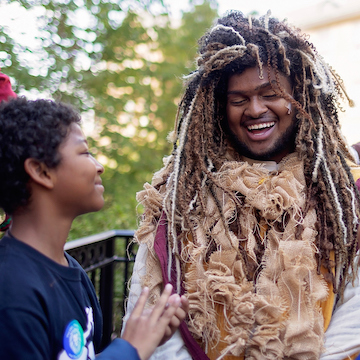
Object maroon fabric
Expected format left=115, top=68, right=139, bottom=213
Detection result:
left=352, top=142, right=360, bottom=159
left=356, top=178, right=360, bottom=194
left=153, top=212, right=171, bottom=285
left=0, top=71, right=16, bottom=102
left=153, top=211, right=210, bottom=360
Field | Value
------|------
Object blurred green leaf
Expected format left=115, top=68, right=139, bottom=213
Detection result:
left=0, top=0, right=218, bottom=239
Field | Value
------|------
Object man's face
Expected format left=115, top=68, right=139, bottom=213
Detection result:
left=226, top=66, right=297, bottom=163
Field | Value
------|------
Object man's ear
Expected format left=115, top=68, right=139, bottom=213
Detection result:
left=24, top=158, right=55, bottom=189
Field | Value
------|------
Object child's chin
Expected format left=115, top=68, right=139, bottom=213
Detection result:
left=80, top=201, right=105, bottom=216
left=93, top=201, right=105, bottom=213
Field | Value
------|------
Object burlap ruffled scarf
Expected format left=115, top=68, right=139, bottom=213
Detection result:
left=136, top=153, right=329, bottom=360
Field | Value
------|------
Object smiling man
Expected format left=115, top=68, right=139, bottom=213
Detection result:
left=226, top=66, right=296, bottom=162
left=124, top=10, right=360, bottom=360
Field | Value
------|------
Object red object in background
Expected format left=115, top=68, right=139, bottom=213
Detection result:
left=0, top=69, right=16, bottom=231
left=0, top=70, right=17, bottom=102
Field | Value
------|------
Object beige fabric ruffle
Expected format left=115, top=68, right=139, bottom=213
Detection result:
left=135, top=153, right=328, bottom=359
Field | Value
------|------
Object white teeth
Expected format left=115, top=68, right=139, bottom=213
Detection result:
left=247, top=122, right=275, bottom=131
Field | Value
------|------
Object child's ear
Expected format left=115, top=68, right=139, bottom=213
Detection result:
left=24, top=158, right=55, bottom=189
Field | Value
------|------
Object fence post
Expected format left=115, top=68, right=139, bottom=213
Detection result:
left=99, top=238, right=114, bottom=349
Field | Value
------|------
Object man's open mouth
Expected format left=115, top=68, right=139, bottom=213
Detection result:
left=247, top=121, right=275, bottom=131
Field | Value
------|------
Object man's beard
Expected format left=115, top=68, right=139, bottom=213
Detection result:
left=225, top=118, right=299, bottom=162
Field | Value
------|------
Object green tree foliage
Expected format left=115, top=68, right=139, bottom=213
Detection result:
left=0, top=0, right=218, bottom=239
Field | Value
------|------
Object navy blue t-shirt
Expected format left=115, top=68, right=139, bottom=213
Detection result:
left=0, top=235, right=140, bottom=360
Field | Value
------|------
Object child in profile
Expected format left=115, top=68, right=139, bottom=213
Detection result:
left=0, top=96, right=188, bottom=360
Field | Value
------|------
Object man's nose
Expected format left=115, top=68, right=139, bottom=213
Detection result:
left=244, top=97, right=267, bottom=118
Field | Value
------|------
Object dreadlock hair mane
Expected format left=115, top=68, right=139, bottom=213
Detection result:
left=153, top=11, right=359, bottom=297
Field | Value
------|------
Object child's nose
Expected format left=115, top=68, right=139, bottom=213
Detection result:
left=94, top=157, right=104, bottom=174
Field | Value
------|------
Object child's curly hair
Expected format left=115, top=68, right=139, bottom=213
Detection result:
left=0, top=97, right=81, bottom=214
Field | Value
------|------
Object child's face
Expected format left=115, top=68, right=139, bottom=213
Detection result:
left=50, top=123, right=105, bottom=218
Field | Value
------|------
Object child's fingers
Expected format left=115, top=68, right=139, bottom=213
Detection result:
left=130, top=287, right=149, bottom=318
left=180, top=295, right=189, bottom=311
left=149, top=283, right=173, bottom=321
left=166, top=296, right=188, bottom=330
left=157, top=294, right=181, bottom=325
left=167, top=293, right=179, bottom=305
left=168, top=296, right=188, bottom=323
left=175, top=306, right=187, bottom=322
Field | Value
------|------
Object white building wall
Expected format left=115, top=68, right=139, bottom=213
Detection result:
left=286, top=0, right=360, bottom=145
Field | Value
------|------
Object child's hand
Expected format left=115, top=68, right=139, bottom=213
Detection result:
left=122, top=284, right=186, bottom=360
left=159, top=295, right=189, bottom=345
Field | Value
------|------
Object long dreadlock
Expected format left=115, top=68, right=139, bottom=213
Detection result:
left=154, top=11, right=359, bottom=297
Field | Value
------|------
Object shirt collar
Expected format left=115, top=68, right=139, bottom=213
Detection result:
left=241, top=156, right=279, bottom=172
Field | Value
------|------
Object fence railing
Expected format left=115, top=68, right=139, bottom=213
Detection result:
left=64, top=229, right=136, bottom=349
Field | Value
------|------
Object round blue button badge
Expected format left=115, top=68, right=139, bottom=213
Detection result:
left=63, top=320, right=84, bottom=359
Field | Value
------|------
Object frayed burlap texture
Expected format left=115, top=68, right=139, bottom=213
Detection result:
left=135, top=153, right=328, bottom=360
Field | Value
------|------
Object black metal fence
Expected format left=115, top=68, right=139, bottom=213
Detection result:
left=64, top=229, right=137, bottom=349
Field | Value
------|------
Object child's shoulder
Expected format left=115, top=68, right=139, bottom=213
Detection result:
left=0, top=235, right=42, bottom=276
left=0, top=235, right=84, bottom=305
left=0, top=236, right=47, bottom=312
